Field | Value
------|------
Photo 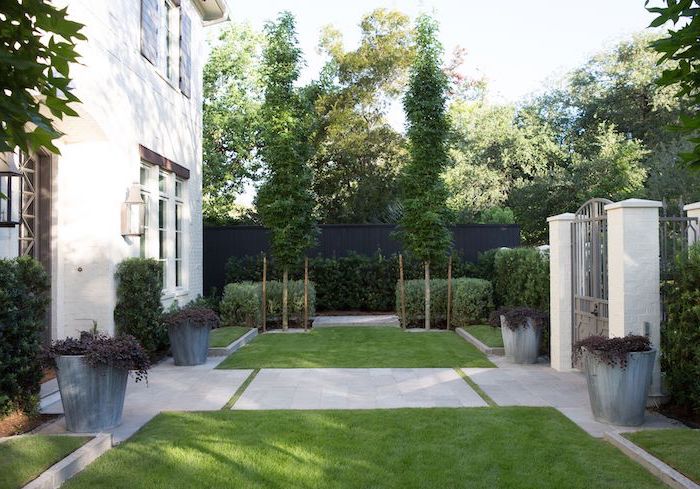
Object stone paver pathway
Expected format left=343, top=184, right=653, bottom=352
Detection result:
left=233, top=368, right=486, bottom=410
left=312, top=315, right=399, bottom=327
left=41, top=357, right=252, bottom=443
left=463, top=356, right=683, bottom=437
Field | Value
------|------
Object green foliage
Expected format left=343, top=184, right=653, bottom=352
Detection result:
left=114, top=258, right=166, bottom=357
left=202, top=22, right=264, bottom=223
left=220, top=282, right=260, bottom=327
left=255, top=12, right=318, bottom=270
left=220, top=280, right=315, bottom=327
left=661, top=244, right=700, bottom=412
left=647, top=1, right=700, bottom=168
left=493, top=248, right=549, bottom=311
left=398, top=15, right=452, bottom=263
left=0, top=0, right=85, bottom=154
left=0, top=257, right=50, bottom=416
left=224, top=253, right=483, bottom=312
left=397, top=278, right=493, bottom=328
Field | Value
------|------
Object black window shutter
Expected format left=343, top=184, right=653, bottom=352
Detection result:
left=179, top=10, right=191, bottom=97
left=140, top=0, right=159, bottom=64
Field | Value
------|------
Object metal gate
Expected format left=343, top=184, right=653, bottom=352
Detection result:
left=571, top=198, right=612, bottom=366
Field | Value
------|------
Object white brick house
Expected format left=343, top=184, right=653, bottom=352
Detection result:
left=0, top=0, right=228, bottom=341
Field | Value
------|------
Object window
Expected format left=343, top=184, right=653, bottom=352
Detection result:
left=161, top=0, right=179, bottom=83
left=139, top=164, right=151, bottom=258
left=158, top=171, right=168, bottom=288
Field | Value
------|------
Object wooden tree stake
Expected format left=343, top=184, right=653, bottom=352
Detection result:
left=304, top=257, right=309, bottom=331
left=261, top=255, right=267, bottom=333
left=399, top=254, right=406, bottom=329
left=446, top=254, right=453, bottom=330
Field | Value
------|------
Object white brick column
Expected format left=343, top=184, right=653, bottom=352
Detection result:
left=683, top=202, right=700, bottom=245
left=547, top=213, right=575, bottom=371
left=605, top=199, right=662, bottom=397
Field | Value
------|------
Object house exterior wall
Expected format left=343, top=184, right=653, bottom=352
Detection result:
left=0, top=0, right=216, bottom=339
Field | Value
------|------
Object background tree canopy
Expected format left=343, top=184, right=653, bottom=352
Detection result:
left=202, top=13, right=697, bottom=245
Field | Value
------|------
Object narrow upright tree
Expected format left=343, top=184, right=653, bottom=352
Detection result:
left=399, top=15, right=452, bottom=329
left=256, top=12, right=318, bottom=330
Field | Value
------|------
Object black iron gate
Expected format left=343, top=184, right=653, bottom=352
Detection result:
left=571, top=198, right=612, bottom=367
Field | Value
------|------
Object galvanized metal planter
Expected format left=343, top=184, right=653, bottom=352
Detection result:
left=583, top=349, right=656, bottom=427
left=500, top=315, right=541, bottom=364
left=55, top=355, right=128, bottom=433
left=167, top=320, right=212, bottom=366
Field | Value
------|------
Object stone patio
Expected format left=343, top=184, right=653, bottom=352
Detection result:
left=233, top=368, right=486, bottom=410
left=312, top=315, right=400, bottom=327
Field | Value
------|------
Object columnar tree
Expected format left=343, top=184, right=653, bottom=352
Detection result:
left=256, top=12, right=318, bottom=330
left=399, top=15, right=452, bottom=329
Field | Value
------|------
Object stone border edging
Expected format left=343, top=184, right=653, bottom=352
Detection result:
left=208, top=328, right=258, bottom=357
left=605, top=432, right=700, bottom=489
left=455, top=327, right=505, bottom=356
left=22, top=433, right=112, bottom=489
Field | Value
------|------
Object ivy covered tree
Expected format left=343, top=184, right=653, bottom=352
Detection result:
left=255, top=12, right=318, bottom=330
left=399, top=15, right=452, bottom=329
left=0, top=0, right=85, bottom=154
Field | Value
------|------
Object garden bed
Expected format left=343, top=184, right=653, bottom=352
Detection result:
left=623, top=429, right=700, bottom=484
left=63, top=408, right=663, bottom=489
left=216, top=326, right=494, bottom=368
left=209, top=327, right=253, bottom=348
left=0, top=435, right=91, bottom=489
left=464, top=325, right=504, bottom=348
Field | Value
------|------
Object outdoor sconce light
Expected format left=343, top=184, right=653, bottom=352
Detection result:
left=121, top=183, right=145, bottom=237
left=0, top=153, right=22, bottom=228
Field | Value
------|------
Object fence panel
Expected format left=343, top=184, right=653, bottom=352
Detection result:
left=203, top=224, right=520, bottom=294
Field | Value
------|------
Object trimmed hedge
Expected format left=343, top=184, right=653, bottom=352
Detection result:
left=0, top=256, right=50, bottom=416
left=114, top=258, right=166, bottom=357
left=224, top=252, right=496, bottom=311
left=662, top=244, right=700, bottom=413
left=395, top=278, right=493, bottom=328
left=220, top=280, right=316, bottom=328
left=493, top=248, right=549, bottom=311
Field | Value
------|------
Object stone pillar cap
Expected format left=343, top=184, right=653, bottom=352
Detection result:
left=547, top=212, right=575, bottom=222
left=683, top=202, right=700, bottom=212
left=604, top=198, right=662, bottom=210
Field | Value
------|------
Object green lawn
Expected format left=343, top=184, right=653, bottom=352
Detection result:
left=0, top=435, right=90, bottom=489
left=464, top=324, right=504, bottom=347
left=624, top=428, right=700, bottom=483
left=209, top=326, right=252, bottom=347
left=64, top=408, right=662, bottom=489
left=216, top=326, right=494, bottom=368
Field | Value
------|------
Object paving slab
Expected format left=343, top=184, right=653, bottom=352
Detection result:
left=40, top=357, right=252, bottom=444
left=233, top=368, right=487, bottom=410
left=463, top=356, right=683, bottom=437
left=312, top=315, right=400, bottom=327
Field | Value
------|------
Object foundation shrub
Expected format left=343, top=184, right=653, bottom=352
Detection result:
left=396, top=278, right=493, bottom=328
left=114, top=258, right=166, bottom=357
left=0, top=257, right=50, bottom=416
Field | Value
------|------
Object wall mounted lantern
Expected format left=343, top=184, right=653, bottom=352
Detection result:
left=0, top=153, right=22, bottom=228
left=121, top=183, right=145, bottom=237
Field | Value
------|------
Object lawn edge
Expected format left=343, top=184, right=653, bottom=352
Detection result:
left=209, top=328, right=258, bottom=357
left=222, top=369, right=260, bottom=410
left=605, top=431, right=700, bottom=489
left=21, top=433, right=112, bottom=489
left=456, top=327, right=505, bottom=356
left=455, top=368, right=497, bottom=406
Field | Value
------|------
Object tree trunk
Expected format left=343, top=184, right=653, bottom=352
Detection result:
left=399, top=254, right=406, bottom=329
left=282, top=267, right=289, bottom=331
left=446, top=255, right=452, bottom=330
left=303, top=257, right=309, bottom=331
left=424, top=261, right=430, bottom=330
left=261, top=255, right=267, bottom=332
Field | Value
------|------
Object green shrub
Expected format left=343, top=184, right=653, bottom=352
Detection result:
left=0, top=256, right=50, bottom=416
left=662, top=244, right=700, bottom=413
left=114, top=258, right=166, bottom=356
left=220, top=282, right=260, bottom=327
left=220, top=280, right=316, bottom=328
left=396, top=278, right=493, bottom=328
left=224, top=252, right=481, bottom=311
left=493, top=248, right=549, bottom=310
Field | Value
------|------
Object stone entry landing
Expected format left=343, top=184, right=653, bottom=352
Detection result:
left=312, top=315, right=400, bottom=327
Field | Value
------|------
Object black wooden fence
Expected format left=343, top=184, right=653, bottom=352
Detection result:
left=203, top=223, right=520, bottom=294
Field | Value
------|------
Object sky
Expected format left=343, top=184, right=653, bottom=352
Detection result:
left=223, top=0, right=658, bottom=206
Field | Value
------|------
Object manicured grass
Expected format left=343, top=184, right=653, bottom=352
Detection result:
left=209, top=326, right=252, bottom=347
left=624, top=428, right=700, bottom=483
left=217, top=326, right=494, bottom=368
left=64, top=408, right=663, bottom=489
left=0, top=435, right=90, bottom=489
left=465, top=324, right=504, bottom=347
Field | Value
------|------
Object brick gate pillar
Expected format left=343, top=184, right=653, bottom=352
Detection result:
left=547, top=213, right=575, bottom=372
left=684, top=202, right=700, bottom=245
left=605, top=199, right=663, bottom=398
